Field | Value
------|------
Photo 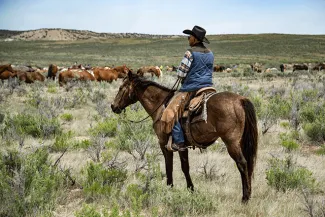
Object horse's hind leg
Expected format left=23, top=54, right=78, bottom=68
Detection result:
left=225, top=140, right=251, bottom=202
left=178, top=150, right=194, bottom=191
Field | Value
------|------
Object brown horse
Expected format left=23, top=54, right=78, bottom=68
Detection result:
left=17, top=71, right=45, bottom=83
left=58, top=69, right=95, bottom=86
left=111, top=71, right=258, bottom=202
left=0, top=64, right=17, bottom=80
left=137, top=66, right=162, bottom=78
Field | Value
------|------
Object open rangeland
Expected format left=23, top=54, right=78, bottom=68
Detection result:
left=0, top=35, right=325, bottom=217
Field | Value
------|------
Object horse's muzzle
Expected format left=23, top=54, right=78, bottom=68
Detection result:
left=111, top=104, right=122, bottom=114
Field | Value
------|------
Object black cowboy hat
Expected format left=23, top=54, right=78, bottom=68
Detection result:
left=183, top=25, right=210, bottom=44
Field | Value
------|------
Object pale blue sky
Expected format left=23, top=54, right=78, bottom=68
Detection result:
left=0, top=0, right=324, bottom=34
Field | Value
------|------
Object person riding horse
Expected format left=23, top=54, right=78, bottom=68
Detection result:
left=161, top=25, right=214, bottom=152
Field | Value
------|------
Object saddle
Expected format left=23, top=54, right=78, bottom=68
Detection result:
left=183, top=87, right=216, bottom=119
left=182, top=87, right=217, bottom=149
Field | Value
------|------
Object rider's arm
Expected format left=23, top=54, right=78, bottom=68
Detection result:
left=176, top=50, right=193, bottom=78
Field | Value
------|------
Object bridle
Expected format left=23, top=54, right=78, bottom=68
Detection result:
left=121, top=77, right=182, bottom=123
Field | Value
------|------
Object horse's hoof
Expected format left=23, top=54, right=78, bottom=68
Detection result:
left=241, top=197, right=249, bottom=204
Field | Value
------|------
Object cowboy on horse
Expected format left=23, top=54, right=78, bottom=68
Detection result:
left=161, top=25, right=215, bottom=152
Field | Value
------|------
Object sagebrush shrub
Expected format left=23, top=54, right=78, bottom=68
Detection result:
left=279, top=132, right=300, bottom=152
left=113, top=106, right=156, bottom=160
left=3, top=113, right=62, bottom=139
left=243, top=68, right=254, bottom=77
left=82, top=162, right=127, bottom=198
left=266, top=156, right=317, bottom=192
left=51, top=130, right=74, bottom=152
left=316, top=145, right=325, bottom=155
left=0, top=148, right=69, bottom=217
left=73, top=139, right=91, bottom=150
left=89, top=117, right=118, bottom=137
left=303, top=122, right=325, bottom=143
left=60, top=113, right=73, bottom=122
left=75, top=204, right=101, bottom=217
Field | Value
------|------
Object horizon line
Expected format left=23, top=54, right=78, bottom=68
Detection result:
left=1, top=28, right=325, bottom=36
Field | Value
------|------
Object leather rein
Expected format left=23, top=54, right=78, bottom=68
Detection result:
left=125, top=78, right=182, bottom=123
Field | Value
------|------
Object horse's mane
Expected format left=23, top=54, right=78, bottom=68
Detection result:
left=133, top=76, right=174, bottom=93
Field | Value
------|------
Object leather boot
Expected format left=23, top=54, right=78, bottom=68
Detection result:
left=171, top=142, right=187, bottom=152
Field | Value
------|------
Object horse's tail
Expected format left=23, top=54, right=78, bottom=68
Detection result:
left=241, top=98, right=258, bottom=178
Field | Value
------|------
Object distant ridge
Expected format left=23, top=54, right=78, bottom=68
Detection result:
left=0, top=28, right=182, bottom=41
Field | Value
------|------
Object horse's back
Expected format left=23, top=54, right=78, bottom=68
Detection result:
left=210, top=91, right=247, bottom=121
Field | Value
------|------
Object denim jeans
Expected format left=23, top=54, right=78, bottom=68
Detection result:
left=172, top=121, right=184, bottom=144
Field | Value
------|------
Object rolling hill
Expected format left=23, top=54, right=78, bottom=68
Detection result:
left=0, top=28, right=181, bottom=41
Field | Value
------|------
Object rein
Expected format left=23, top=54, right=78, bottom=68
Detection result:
left=126, top=77, right=182, bottom=123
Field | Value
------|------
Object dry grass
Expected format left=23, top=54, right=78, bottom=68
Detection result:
left=1, top=71, right=325, bottom=217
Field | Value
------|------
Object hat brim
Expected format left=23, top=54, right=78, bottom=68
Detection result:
left=182, top=29, right=210, bottom=44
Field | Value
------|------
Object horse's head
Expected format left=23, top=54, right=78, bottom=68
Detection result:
left=111, top=71, right=139, bottom=114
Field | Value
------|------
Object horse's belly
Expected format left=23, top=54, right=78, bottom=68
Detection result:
left=190, top=122, right=218, bottom=144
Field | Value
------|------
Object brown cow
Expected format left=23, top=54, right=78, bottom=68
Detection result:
left=0, top=64, right=17, bottom=80
left=59, top=69, right=95, bottom=86
left=137, top=66, right=161, bottom=77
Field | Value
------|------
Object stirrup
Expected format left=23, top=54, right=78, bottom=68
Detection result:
left=172, top=143, right=187, bottom=152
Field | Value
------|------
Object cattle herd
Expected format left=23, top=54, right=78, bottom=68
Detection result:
left=214, top=62, right=325, bottom=73
left=0, top=62, right=324, bottom=85
left=0, top=63, right=164, bottom=86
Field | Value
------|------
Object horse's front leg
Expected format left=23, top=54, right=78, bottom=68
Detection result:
left=178, top=150, right=194, bottom=191
left=160, top=145, right=174, bottom=187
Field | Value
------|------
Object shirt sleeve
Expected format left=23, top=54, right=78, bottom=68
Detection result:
left=176, top=50, right=193, bottom=78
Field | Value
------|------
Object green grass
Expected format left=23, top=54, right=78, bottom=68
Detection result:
left=1, top=34, right=325, bottom=68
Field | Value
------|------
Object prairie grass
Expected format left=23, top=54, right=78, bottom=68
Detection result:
left=1, top=34, right=325, bottom=68
left=0, top=36, right=325, bottom=216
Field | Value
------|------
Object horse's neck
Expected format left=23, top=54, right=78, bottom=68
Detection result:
left=137, top=85, right=169, bottom=119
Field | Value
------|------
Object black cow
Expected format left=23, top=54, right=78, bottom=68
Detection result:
left=312, top=63, right=325, bottom=71
left=293, top=64, right=308, bottom=72
left=280, top=64, right=284, bottom=72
